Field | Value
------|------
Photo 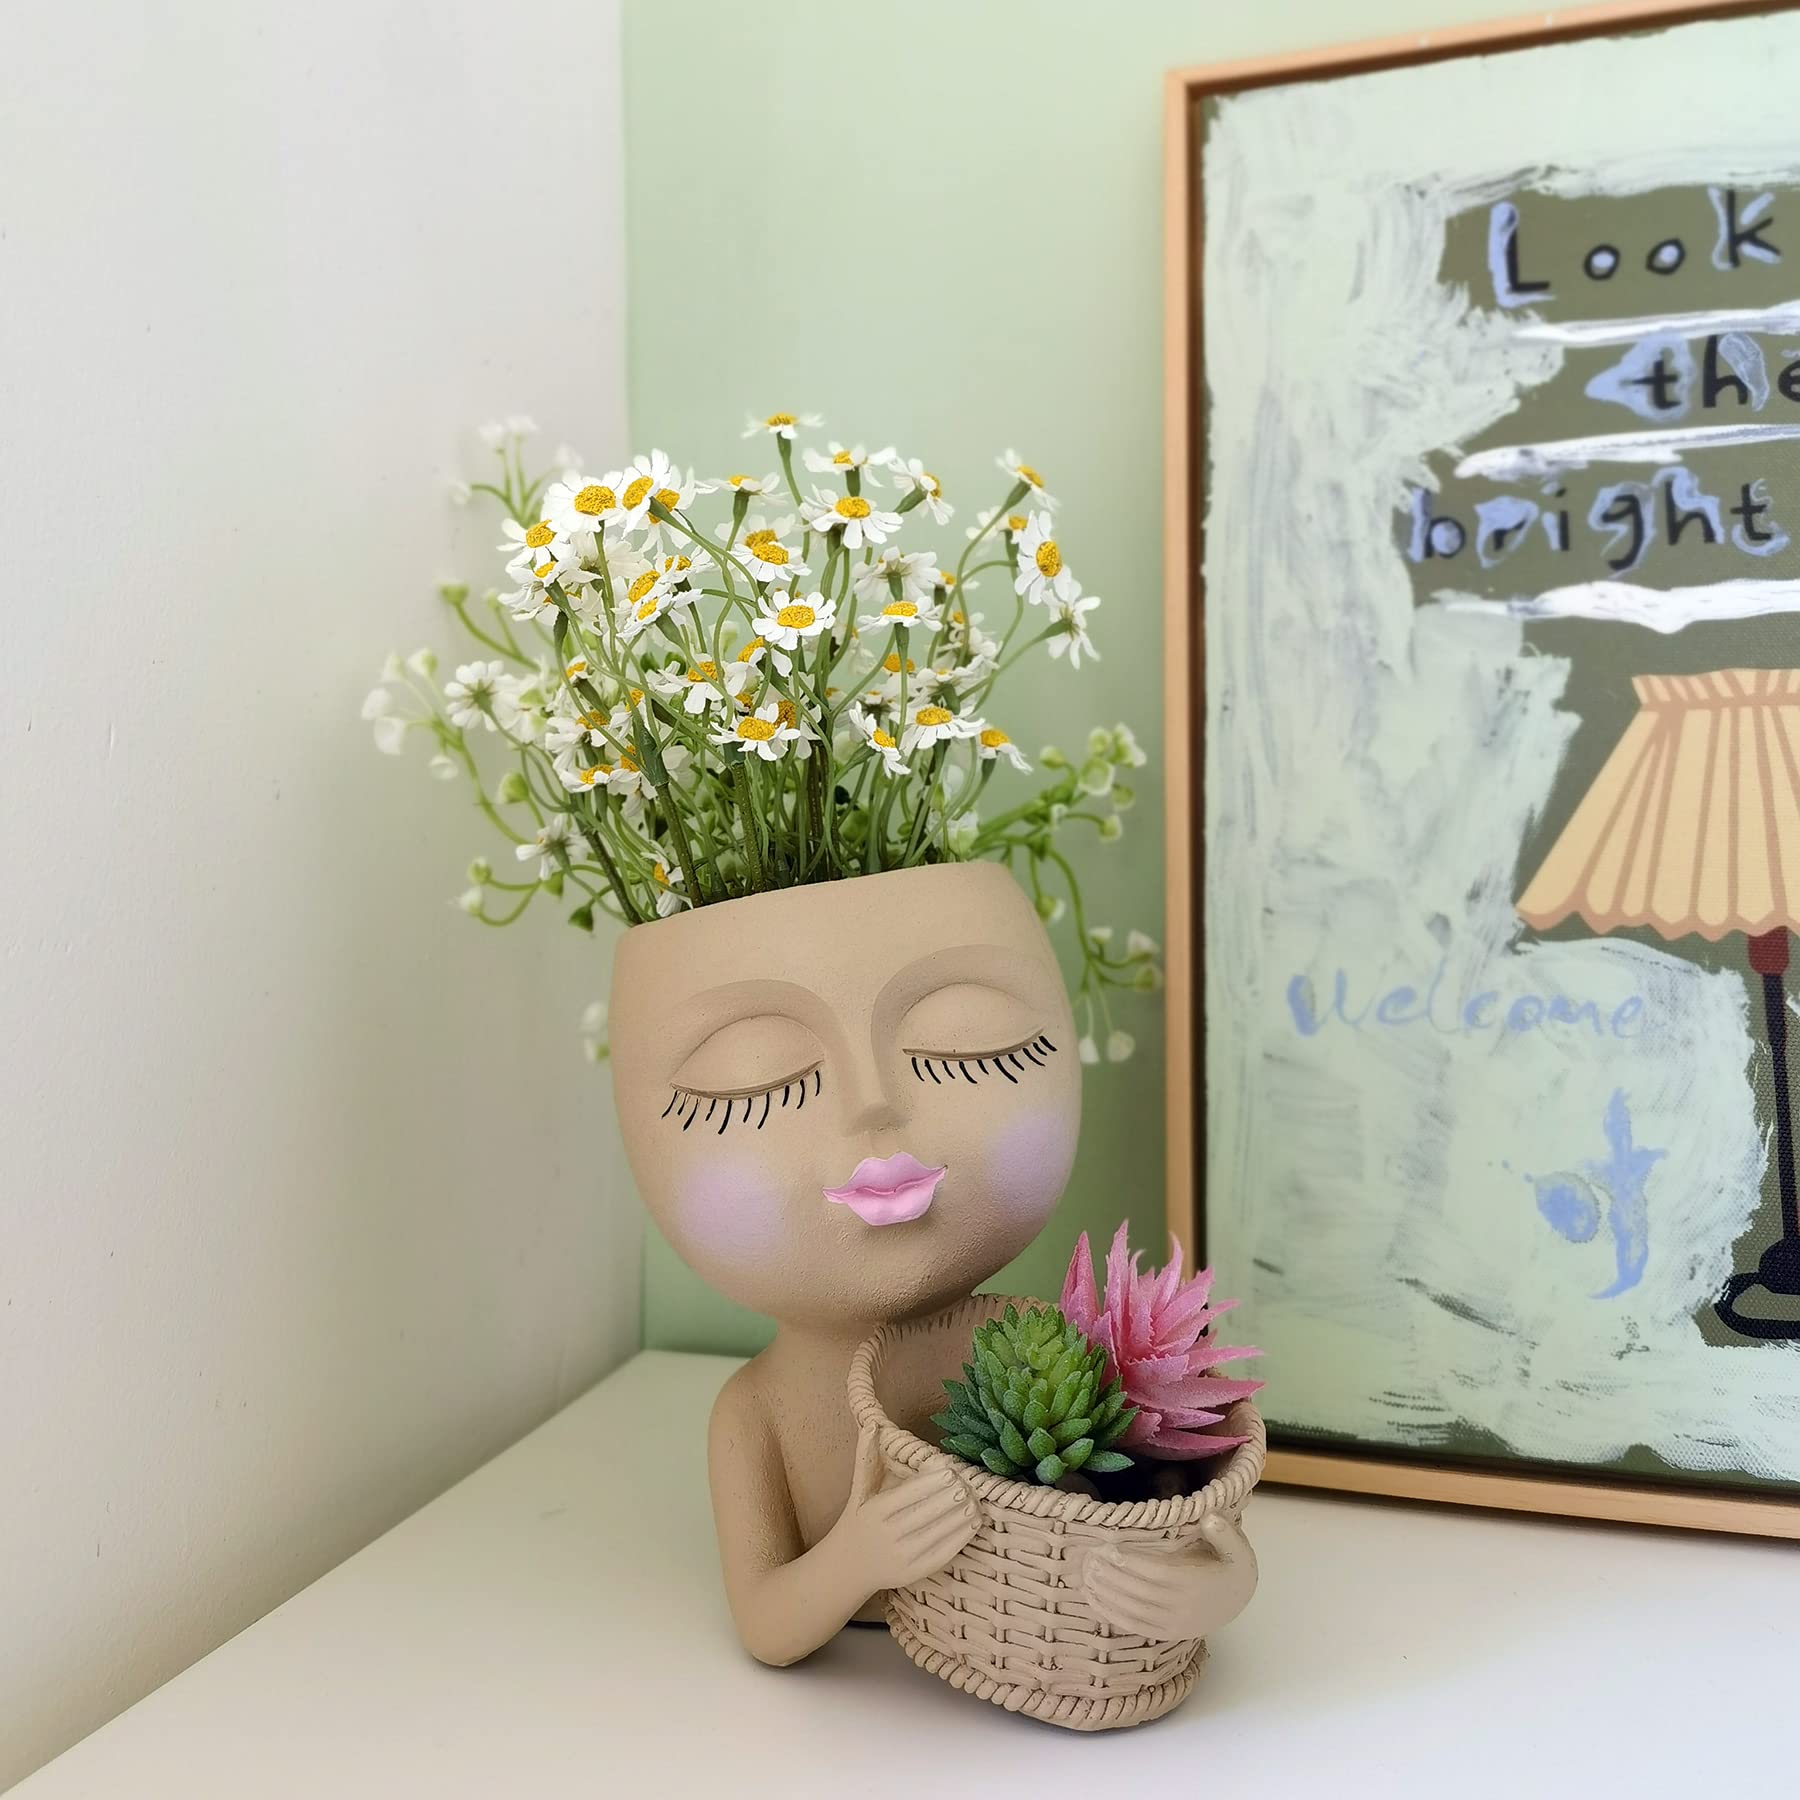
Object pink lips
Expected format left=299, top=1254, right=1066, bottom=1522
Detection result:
left=823, top=1152, right=947, bottom=1227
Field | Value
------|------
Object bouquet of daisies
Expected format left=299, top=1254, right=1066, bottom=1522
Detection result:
left=363, top=414, right=1161, bottom=1062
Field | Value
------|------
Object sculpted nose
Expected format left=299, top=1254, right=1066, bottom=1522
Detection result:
left=838, top=1040, right=907, bottom=1137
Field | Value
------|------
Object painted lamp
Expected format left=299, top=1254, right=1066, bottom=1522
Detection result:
left=1518, top=668, right=1800, bottom=1339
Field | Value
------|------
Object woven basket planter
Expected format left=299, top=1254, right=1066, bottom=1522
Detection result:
left=847, top=1292, right=1265, bottom=1732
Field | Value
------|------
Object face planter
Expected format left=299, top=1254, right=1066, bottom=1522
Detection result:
left=609, top=860, right=1081, bottom=1663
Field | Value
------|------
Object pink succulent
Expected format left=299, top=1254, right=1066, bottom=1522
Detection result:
left=1060, top=1222, right=1263, bottom=1460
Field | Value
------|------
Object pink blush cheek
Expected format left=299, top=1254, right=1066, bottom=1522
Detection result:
left=982, top=1111, right=1079, bottom=1227
left=673, top=1158, right=787, bottom=1267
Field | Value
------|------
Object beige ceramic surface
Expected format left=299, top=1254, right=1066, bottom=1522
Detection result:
left=850, top=1295, right=1265, bottom=1731
left=610, top=862, right=1092, bottom=1664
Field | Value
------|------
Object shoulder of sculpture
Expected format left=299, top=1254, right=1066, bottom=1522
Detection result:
left=708, top=1361, right=775, bottom=1458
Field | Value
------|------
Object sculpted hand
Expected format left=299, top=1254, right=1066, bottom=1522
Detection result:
left=835, top=1422, right=980, bottom=1594
left=1083, top=1513, right=1258, bottom=1640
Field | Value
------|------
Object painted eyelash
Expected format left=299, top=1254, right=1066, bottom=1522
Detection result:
left=906, top=1034, right=1057, bottom=1087
left=662, top=1065, right=822, bottom=1134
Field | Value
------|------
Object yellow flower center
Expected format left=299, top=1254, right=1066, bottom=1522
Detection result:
left=627, top=572, right=659, bottom=603
left=737, top=638, right=766, bottom=662
left=622, top=476, right=653, bottom=509
left=834, top=495, right=872, bottom=520
left=915, top=706, right=952, bottom=727
left=627, top=687, right=644, bottom=707
left=636, top=600, right=658, bottom=620
left=980, top=728, right=1010, bottom=749
left=872, top=727, right=898, bottom=749
left=925, top=472, right=941, bottom=496
left=565, top=658, right=589, bottom=679
left=882, top=601, right=918, bottom=619
left=744, top=527, right=776, bottom=548
left=1016, top=461, right=1044, bottom=487
left=882, top=653, right=916, bottom=675
left=832, top=449, right=853, bottom=466
left=655, top=487, right=681, bottom=512
left=775, top=603, right=816, bottom=629
left=688, top=661, right=720, bottom=682
left=1034, top=541, right=1062, bottom=578
left=620, top=750, right=640, bottom=771
left=941, top=573, right=958, bottom=590
left=576, top=709, right=607, bottom=730
left=728, top=474, right=757, bottom=489
left=654, top=862, right=669, bottom=885
left=533, top=561, right=555, bottom=580
left=738, top=717, right=777, bottom=741
left=573, top=483, right=613, bottom=515
left=765, top=412, right=796, bottom=428
left=524, top=521, right=555, bottom=549
left=578, top=766, right=603, bottom=787
left=753, top=543, right=789, bottom=566
left=1006, top=514, right=1028, bottom=533
left=775, top=698, right=798, bottom=728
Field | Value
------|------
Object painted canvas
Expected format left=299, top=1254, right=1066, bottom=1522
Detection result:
left=1179, top=5, right=1800, bottom=1524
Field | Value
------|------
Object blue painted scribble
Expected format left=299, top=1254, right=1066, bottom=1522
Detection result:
left=1525, top=1090, right=1665, bottom=1298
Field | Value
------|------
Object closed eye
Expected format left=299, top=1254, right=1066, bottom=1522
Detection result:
left=663, top=1064, right=822, bottom=1134
left=906, top=1034, right=1057, bottom=1087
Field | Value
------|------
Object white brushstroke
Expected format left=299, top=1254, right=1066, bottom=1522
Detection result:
left=1514, top=302, right=1800, bottom=346
left=1204, top=10, right=1800, bottom=1486
left=1457, top=420, right=1800, bottom=480
left=1443, top=577, right=1800, bottom=631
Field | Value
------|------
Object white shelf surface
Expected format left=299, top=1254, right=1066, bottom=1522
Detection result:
left=15, top=1349, right=1799, bottom=1798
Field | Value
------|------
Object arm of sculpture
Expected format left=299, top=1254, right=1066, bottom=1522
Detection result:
left=1082, top=1513, right=1258, bottom=1640
left=708, top=1377, right=980, bottom=1668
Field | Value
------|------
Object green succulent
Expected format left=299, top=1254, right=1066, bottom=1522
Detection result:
left=931, top=1303, right=1137, bottom=1485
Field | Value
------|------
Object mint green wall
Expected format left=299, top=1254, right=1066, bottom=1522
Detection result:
left=625, top=0, right=1507, bottom=1354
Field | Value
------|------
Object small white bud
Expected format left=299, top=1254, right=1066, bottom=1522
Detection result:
left=504, top=414, right=539, bottom=437
left=496, top=770, right=529, bottom=803
left=427, top=754, right=457, bottom=781
left=1133, top=963, right=1164, bottom=993
left=1078, top=757, right=1115, bottom=797
left=1112, top=782, right=1137, bottom=812
left=1035, top=893, right=1066, bottom=925
left=1105, top=1030, right=1136, bottom=1064
left=381, top=652, right=405, bottom=681
left=372, top=715, right=407, bottom=755
left=1087, top=727, right=1112, bottom=757
left=1126, top=930, right=1160, bottom=960
left=1099, top=814, right=1124, bottom=842
left=447, top=478, right=472, bottom=508
left=1087, top=926, right=1114, bottom=947
left=478, top=420, right=508, bottom=449
left=946, top=811, right=979, bottom=856
left=1040, top=745, right=1069, bottom=769
left=407, top=647, right=438, bottom=678
left=456, top=886, right=485, bottom=915
left=361, top=687, right=393, bottom=721
left=467, top=858, right=492, bottom=885
left=1078, top=1035, right=1100, bottom=1065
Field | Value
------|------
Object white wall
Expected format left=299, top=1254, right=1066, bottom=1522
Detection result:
left=0, top=3, right=635, bottom=1784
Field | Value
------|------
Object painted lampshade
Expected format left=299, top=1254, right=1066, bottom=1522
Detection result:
left=1516, top=666, right=1800, bottom=1339
left=1518, top=669, right=1800, bottom=941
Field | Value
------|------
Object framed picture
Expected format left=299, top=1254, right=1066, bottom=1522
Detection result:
left=1163, top=0, right=1800, bottom=1535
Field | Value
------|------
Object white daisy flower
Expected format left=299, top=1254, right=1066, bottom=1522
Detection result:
left=750, top=592, right=837, bottom=676
left=721, top=471, right=781, bottom=500
left=477, top=420, right=508, bottom=449
left=610, top=449, right=688, bottom=538
left=1015, top=510, right=1075, bottom=608
left=899, top=700, right=979, bottom=755
left=505, top=414, right=538, bottom=438
left=890, top=455, right=953, bottom=524
left=563, top=654, right=593, bottom=685
left=966, top=504, right=1033, bottom=546
left=650, top=859, right=687, bottom=918
left=1046, top=581, right=1102, bottom=670
left=996, top=448, right=1057, bottom=510
left=543, top=470, right=624, bottom=540
left=371, top=713, right=408, bottom=755
left=799, top=486, right=904, bottom=551
left=617, top=565, right=698, bottom=643
left=850, top=547, right=939, bottom=607
left=743, top=410, right=823, bottom=440
left=444, top=661, right=524, bottom=734
left=516, top=812, right=588, bottom=879
left=941, top=606, right=1000, bottom=661
left=976, top=724, right=1031, bottom=772
left=842, top=703, right=909, bottom=777
left=801, top=441, right=896, bottom=483
left=499, top=514, right=571, bottom=569
left=857, top=594, right=942, bottom=635
left=711, top=702, right=805, bottom=762
left=647, top=655, right=751, bottom=716
left=543, top=699, right=613, bottom=755
left=731, top=526, right=810, bottom=587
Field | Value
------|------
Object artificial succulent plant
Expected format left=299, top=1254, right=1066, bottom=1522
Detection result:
left=932, top=1302, right=1136, bottom=1485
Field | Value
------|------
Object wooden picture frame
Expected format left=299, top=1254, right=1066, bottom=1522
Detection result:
left=1163, top=0, right=1800, bottom=1539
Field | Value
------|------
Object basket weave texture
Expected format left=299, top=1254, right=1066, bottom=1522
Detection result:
left=847, top=1293, right=1265, bottom=1732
